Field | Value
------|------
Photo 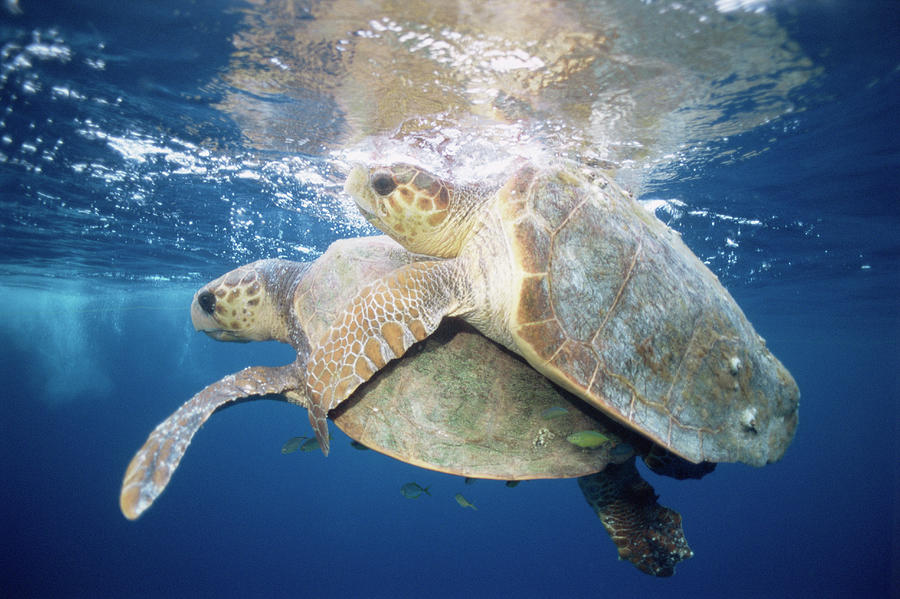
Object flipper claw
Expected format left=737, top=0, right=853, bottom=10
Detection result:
left=308, top=401, right=330, bottom=456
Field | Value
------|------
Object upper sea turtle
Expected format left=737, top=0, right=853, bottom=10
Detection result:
left=304, top=162, right=799, bottom=466
left=120, top=236, right=702, bottom=576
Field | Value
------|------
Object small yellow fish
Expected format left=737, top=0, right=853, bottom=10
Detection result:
left=454, top=493, right=477, bottom=510
left=280, top=436, right=307, bottom=454
left=565, top=430, right=610, bottom=449
left=299, top=438, right=321, bottom=452
left=541, top=406, right=569, bottom=419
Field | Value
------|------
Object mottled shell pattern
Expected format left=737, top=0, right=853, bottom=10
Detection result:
left=348, top=162, right=800, bottom=466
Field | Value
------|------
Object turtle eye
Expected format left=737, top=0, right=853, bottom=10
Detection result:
left=198, top=290, right=216, bottom=315
left=371, top=172, right=397, bottom=196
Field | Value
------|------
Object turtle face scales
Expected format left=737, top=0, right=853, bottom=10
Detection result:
left=191, top=261, right=284, bottom=343
left=345, top=163, right=478, bottom=258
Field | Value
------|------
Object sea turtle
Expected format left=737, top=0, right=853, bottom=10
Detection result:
left=304, top=162, right=799, bottom=465
left=120, top=236, right=704, bottom=576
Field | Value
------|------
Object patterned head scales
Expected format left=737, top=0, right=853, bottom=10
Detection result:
left=345, top=163, right=474, bottom=258
left=191, top=261, right=282, bottom=342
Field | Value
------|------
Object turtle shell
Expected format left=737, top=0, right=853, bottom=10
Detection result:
left=500, top=166, right=799, bottom=466
left=291, top=236, right=638, bottom=479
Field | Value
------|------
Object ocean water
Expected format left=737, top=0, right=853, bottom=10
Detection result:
left=1, top=1, right=898, bottom=597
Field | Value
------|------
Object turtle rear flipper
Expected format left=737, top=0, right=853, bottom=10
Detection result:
left=642, top=445, right=716, bottom=480
left=577, top=457, right=692, bottom=577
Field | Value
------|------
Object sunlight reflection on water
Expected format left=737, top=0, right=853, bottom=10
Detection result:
left=0, top=0, right=843, bottom=288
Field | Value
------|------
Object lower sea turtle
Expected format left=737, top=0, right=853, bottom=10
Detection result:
left=303, top=161, right=799, bottom=465
left=120, top=236, right=705, bottom=576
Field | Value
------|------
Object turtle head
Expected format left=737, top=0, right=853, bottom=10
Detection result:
left=345, top=163, right=483, bottom=258
left=191, top=259, right=303, bottom=345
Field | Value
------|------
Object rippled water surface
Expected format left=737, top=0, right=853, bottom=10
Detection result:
left=3, top=0, right=879, bottom=286
left=1, top=1, right=898, bottom=597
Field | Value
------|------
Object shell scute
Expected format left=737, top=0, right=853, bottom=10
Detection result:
left=511, top=218, right=551, bottom=273
left=626, top=395, right=670, bottom=443
left=510, top=165, right=537, bottom=197
left=548, top=340, right=597, bottom=391
left=532, top=170, right=583, bottom=231
left=548, top=202, right=632, bottom=343
left=516, top=319, right=566, bottom=361
left=516, top=274, right=554, bottom=324
left=669, top=424, right=708, bottom=462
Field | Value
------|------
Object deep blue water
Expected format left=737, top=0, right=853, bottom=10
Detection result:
left=1, top=1, right=898, bottom=598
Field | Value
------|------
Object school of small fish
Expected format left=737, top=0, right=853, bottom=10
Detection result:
left=283, top=428, right=618, bottom=512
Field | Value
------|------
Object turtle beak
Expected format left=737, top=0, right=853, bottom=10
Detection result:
left=344, top=165, right=376, bottom=217
left=191, top=305, right=251, bottom=343
left=204, top=330, right=251, bottom=343
left=190, top=290, right=252, bottom=343
left=191, top=289, right=239, bottom=341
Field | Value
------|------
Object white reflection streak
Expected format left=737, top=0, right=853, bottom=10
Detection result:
left=715, top=0, right=770, bottom=13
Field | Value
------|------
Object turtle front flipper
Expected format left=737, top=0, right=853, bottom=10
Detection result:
left=120, top=363, right=301, bottom=520
left=577, top=457, right=692, bottom=577
left=306, top=260, right=465, bottom=456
